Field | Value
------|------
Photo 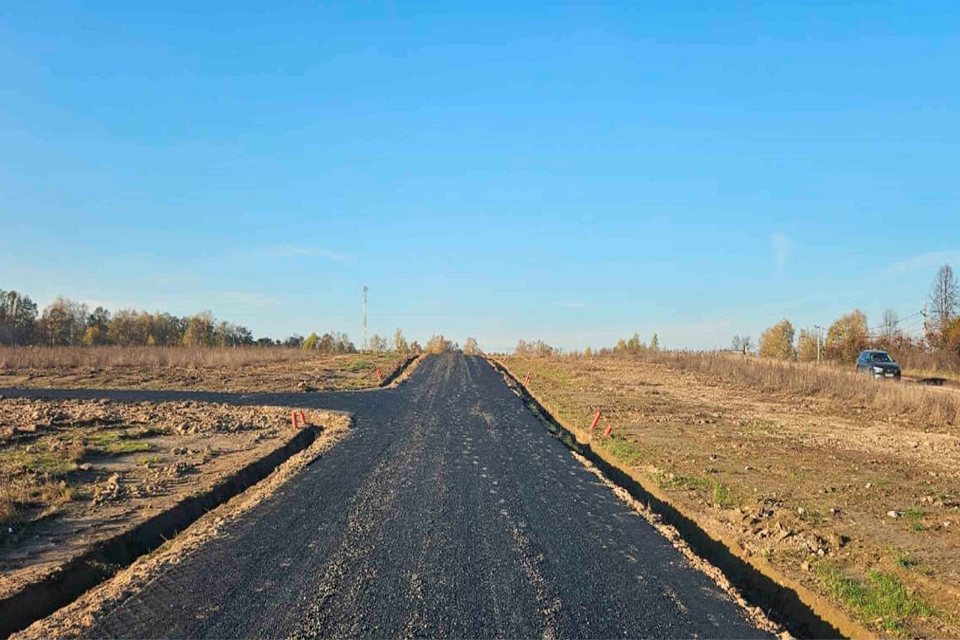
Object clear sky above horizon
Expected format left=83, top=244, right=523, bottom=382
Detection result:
left=2, top=2, right=958, bottom=352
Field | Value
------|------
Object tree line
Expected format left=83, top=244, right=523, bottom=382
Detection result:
left=0, top=289, right=338, bottom=349
left=750, top=264, right=960, bottom=367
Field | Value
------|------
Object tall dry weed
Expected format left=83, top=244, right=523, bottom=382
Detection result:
left=606, top=351, right=960, bottom=427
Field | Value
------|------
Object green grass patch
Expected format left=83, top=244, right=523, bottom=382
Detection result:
left=712, top=482, right=740, bottom=508
left=744, top=418, right=779, bottom=433
left=139, top=455, right=162, bottom=466
left=674, top=475, right=713, bottom=493
left=600, top=436, right=643, bottom=466
left=904, top=508, right=925, bottom=520
left=23, top=454, right=78, bottom=477
left=895, top=553, right=921, bottom=570
left=83, top=430, right=152, bottom=456
left=347, top=359, right=374, bottom=372
left=816, top=562, right=933, bottom=635
left=654, top=472, right=742, bottom=508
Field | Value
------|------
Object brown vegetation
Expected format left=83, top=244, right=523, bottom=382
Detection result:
left=0, top=346, right=310, bottom=370
left=0, top=348, right=407, bottom=393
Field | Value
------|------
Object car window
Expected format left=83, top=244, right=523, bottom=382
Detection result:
left=872, top=353, right=892, bottom=363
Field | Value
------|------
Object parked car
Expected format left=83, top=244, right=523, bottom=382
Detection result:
left=856, top=350, right=901, bottom=380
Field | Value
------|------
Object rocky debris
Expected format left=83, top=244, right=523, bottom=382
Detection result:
left=79, top=463, right=93, bottom=471
left=131, top=480, right=165, bottom=498
left=156, top=461, right=195, bottom=479
left=93, top=473, right=125, bottom=506
left=171, top=446, right=204, bottom=456
left=296, top=380, right=317, bottom=392
left=887, top=510, right=900, bottom=519
left=2, top=398, right=289, bottom=444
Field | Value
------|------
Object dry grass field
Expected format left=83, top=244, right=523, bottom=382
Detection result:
left=0, top=347, right=408, bottom=393
left=501, top=352, right=960, bottom=638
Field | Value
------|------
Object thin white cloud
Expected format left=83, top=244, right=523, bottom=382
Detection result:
left=884, top=250, right=960, bottom=276
left=257, top=245, right=348, bottom=262
left=771, top=232, right=792, bottom=269
left=561, top=302, right=586, bottom=309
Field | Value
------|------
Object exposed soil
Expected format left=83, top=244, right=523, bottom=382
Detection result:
left=0, top=353, right=408, bottom=394
left=0, top=396, right=347, bottom=609
left=501, top=355, right=960, bottom=638
left=12, top=417, right=350, bottom=639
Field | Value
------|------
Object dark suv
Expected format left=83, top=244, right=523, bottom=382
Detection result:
left=856, top=350, right=901, bottom=380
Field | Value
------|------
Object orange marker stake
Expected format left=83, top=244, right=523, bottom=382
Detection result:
left=291, top=411, right=299, bottom=429
left=523, top=372, right=530, bottom=386
left=589, top=409, right=602, bottom=431
left=603, top=424, right=614, bottom=437
left=376, top=368, right=383, bottom=382
left=300, top=410, right=307, bottom=427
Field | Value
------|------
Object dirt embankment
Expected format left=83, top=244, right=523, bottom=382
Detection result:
left=498, top=355, right=960, bottom=638
left=0, top=396, right=349, bottom=636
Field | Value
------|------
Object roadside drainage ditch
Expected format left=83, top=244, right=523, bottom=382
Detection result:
left=0, top=426, right=322, bottom=638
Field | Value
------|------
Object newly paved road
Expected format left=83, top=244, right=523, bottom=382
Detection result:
left=6, top=354, right=769, bottom=638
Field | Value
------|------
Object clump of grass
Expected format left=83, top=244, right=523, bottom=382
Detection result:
left=83, top=431, right=152, bottom=456
left=139, top=455, right=162, bottom=466
left=655, top=472, right=742, bottom=508
left=816, top=562, right=933, bottom=634
left=896, top=553, right=921, bottom=570
left=600, top=435, right=643, bottom=466
left=348, top=359, right=373, bottom=372
left=0, top=490, right=21, bottom=526
left=745, top=418, right=779, bottom=433
left=712, top=482, right=740, bottom=508
left=0, top=478, right=77, bottom=529
left=902, top=508, right=927, bottom=532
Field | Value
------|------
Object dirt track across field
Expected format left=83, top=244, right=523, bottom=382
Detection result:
left=4, top=355, right=785, bottom=639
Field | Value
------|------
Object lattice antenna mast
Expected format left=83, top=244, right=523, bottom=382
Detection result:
left=362, top=286, right=368, bottom=351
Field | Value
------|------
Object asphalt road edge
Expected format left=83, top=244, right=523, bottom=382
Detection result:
left=1, top=423, right=329, bottom=638
left=487, top=357, right=870, bottom=640
left=379, top=354, right=421, bottom=388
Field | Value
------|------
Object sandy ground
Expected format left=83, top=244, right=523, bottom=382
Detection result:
left=0, top=353, right=409, bottom=394
left=0, top=396, right=347, bottom=605
left=502, top=355, right=960, bottom=638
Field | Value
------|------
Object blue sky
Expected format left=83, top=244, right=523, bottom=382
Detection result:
left=1, top=2, right=958, bottom=352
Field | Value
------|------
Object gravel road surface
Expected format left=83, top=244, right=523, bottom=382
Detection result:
left=3, top=354, right=770, bottom=638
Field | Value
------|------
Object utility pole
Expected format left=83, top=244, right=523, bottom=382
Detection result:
left=362, top=286, right=368, bottom=352
left=813, top=325, right=824, bottom=364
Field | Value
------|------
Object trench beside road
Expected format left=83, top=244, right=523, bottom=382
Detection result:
left=5, top=354, right=772, bottom=638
